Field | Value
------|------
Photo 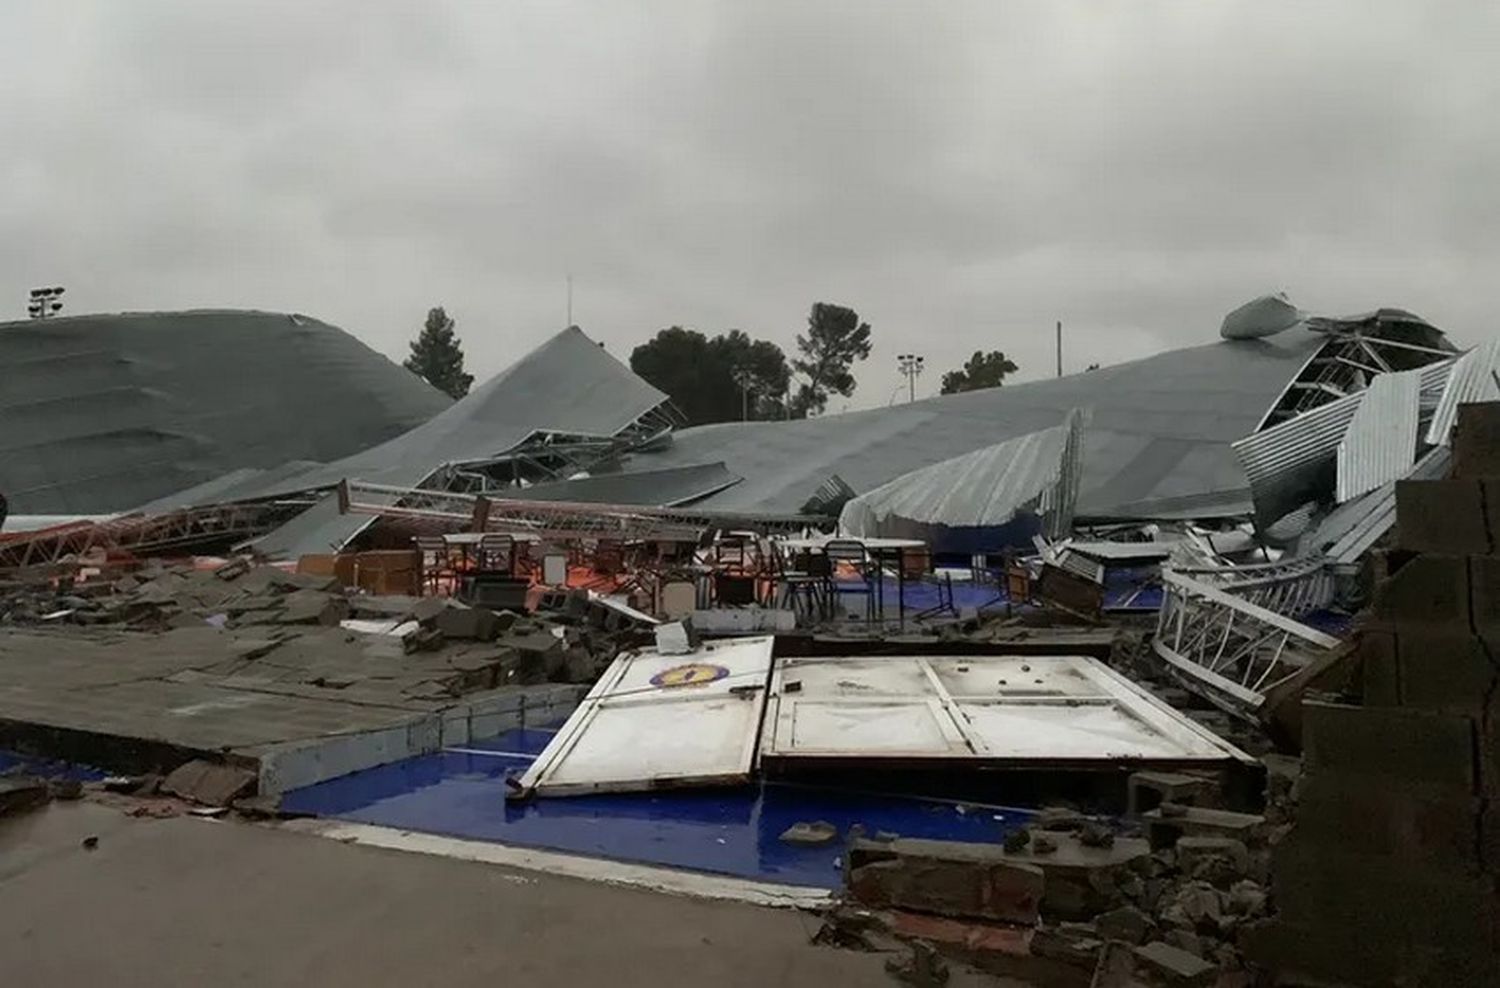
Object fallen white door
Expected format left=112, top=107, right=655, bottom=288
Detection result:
left=516, top=636, right=775, bottom=797
left=760, top=654, right=1251, bottom=769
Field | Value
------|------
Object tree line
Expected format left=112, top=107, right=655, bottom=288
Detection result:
left=402, top=302, right=1022, bottom=424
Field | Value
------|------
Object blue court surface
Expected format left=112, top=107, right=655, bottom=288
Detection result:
left=280, top=725, right=1037, bottom=889
left=0, top=750, right=105, bottom=782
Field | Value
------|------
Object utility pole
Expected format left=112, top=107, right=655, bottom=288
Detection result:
left=28, top=286, right=65, bottom=320
left=1055, top=320, right=1063, bottom=378
left=897, top=353, right=925, bottom=403
left=566, top=274, right=573, bottom=328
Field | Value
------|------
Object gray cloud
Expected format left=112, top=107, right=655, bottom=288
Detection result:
left=3, top=1, right=1497, bottom=409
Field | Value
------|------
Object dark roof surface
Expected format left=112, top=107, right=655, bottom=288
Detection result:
left=0, top=310, right=451, bottom=513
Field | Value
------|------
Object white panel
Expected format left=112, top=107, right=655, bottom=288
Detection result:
left=761, top=653, right=1250, bottom=767
left=959, top=703, right=1217, bottom=760
left=544, top=697, right=763, bottom=787
left=519, top=637, right=775, bottom=796
left=788, top=701, right=952, bottom=753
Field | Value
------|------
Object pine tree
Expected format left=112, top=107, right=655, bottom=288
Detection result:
left=403, top=306, right=473, bottom=399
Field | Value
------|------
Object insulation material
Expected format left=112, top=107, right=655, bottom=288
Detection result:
left=837, top=410, right=1084, bottom=552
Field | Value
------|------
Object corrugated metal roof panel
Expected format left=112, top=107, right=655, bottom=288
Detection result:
left=1426, top=339, right=1500, bottom=445
left=1233, top=360, right=1453, bottom=525
left=837, top=410, right=1083, bottom=536
left=1335, top=368, right=1421, bottom=503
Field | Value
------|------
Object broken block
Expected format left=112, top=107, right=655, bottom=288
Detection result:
left=1127, top=770, right=1214, bottom=816
left=846, top=837, right=1044, bottom=924
left=1132, top=941, right=1215, bottom=986
left=434, top=606, right=502, bottom=641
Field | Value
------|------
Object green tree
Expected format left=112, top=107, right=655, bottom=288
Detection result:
left=404, top=306, right=473, bottom=399
left=939, top=350, right=1020, bottom=395
left=630, top=327, right=791, bottom=425
left=789, top=302, right=872, bottom=417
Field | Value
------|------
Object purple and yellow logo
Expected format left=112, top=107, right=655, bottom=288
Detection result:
left=650, top=663, right=730, bottom=688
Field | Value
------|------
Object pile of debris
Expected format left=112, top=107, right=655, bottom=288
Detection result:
left=0, top=558, right=635, bottom=686
left=816, top=764, right=1289, bottom=988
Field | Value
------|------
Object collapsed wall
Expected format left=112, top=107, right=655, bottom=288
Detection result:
left=1245, top=402, right=1500, bottom=986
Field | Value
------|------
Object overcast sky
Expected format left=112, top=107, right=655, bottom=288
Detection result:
left=3, top=2, right=1497, bottom=408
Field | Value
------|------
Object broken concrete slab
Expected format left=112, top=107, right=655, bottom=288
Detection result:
left=161, top=760, right=257, bottom=806
left=1144, top=806, right=1266, bottom=851
left=434, top=606, right=502, bottom=642
left=1132, top=940, right=1215, bottom=986
left=276, top=590, right=350, bottom=626
left=1127, top=771, right=1214, bottom=817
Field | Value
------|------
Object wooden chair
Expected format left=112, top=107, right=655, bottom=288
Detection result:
left=414, top=535, right=456, bottom=596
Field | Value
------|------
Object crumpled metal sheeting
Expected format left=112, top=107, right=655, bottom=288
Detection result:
left=839, top=410, right=1083, bottom=537
left=1300, top=445, right=1453, bottom=565
left=1233, top=359, right=1453, bottom=526
left=1426, top=338, right=1500, bottom=446
left=1334, top=368, right=1422, bottom=503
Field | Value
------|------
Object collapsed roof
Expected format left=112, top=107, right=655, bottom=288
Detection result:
left=0, top=310, right=452, bottom=514
left=98, top=299, right=1458, bottom=560
left=135, top=325, right=680, bottom=556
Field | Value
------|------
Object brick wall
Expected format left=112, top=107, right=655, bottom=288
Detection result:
left=1245, top=402, right=1500, bottom=987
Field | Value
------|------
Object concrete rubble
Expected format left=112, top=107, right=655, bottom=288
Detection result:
left=0, top=556, right=636, bottom=808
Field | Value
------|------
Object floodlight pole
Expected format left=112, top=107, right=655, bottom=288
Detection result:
left=897, top=353, right=925, bottom=403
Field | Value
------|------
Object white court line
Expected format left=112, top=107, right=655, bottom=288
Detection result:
left=278, top=818, right=831, bottom=910
left=441, top=748, right=538, bottom=759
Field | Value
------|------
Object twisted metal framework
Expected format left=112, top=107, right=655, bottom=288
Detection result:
left=0, top=499, right=307, bottom=570
left=1152, top=568, right=1341, bottom=717
left=338, top=479, right=818, bottom=544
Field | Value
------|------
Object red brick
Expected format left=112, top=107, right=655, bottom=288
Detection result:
left=1373, top=553, right=1471, bottom=628
left=1303, top=700, right=1477, bottom=789
left=1395, top=628, right=1500, bottom=715
left=1395, top=479, right=1494, bottom=554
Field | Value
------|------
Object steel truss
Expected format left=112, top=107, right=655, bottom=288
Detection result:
left=1152, top=568, right=1342, bottom=718
left=1168, top=553, right=1335, bottom=619
left=339, top=480, right=817, bottom=544
left=0, top=499, right=306, bottom=570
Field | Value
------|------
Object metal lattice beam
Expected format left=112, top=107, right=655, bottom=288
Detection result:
left=1152, top=568, right=1341, bottom=718
left=339, top=479, right=818, bottom=543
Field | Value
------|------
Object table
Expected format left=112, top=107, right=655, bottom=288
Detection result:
left=433, top=532, right=540, bottom=576
left=773, top=535, right=928, bottom=626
